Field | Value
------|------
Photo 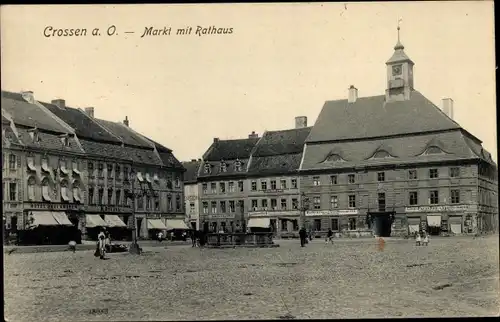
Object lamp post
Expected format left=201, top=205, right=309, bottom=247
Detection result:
left=299, top=192, right=310, bottom=229
left=126, top=169, right=150, bottom=255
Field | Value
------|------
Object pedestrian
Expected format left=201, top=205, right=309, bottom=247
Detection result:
left=95, top=229, right=106, bottom=259
left=104, top=229, right=111, bottom=252
left=68, top=240, right=76, bottom=253
left=415, top=232, right=421, bottom=246
left=422, top=232, right=429, bottom=246
left=157, top=231, right=164, bottom=243
left=326, top=228, right=334, bottom=244
left=299, top=227, right=307, bottom=247
left=190, top=230, right=197, bottom=247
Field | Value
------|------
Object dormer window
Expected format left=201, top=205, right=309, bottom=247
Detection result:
left=59, top=134, right=70, bottom=147
left=204, top=163, right=211, bottom=174
left=28, top=128, right=40, bottom=143
left=220, top=161, right=227, bottom=173
left=235, top=159, right=242, bottom=172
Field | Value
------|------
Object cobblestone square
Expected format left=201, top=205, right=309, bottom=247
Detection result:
left=4, top=236, right=499, bottom=321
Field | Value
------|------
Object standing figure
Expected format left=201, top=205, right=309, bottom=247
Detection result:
left=422, top=232, right=429, bottom=246
left=190, top=230, right=197, bottom=247
left=157, top=231, right=164, bottom=242
left=415, top=232, right=421, bottom=246
left=326, top=228, right=334, bottom=244
left=299, top=227, right=307, bottom=247
left=95, top=229, right=106, bottom=259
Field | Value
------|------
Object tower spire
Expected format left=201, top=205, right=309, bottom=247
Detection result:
left=395, top=18, right=404, bottom=50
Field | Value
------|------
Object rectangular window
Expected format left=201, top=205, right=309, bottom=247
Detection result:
left=220, top=182, right=226, bottom=193
left=348, top=195, right=356, bottom=208
left=313, top=196, right=321, bottom=210
left=348, top=174, right=356, bottom=184
left=281, top=198, right=287, bottom=210
left=211, top=201, right=217, bottom=213
left=154, top=196, right=160, bottom=210
left=314, top=219, right=321, bottom=231
left=377, top=172, right=385, bottom=182
left=229, top=200, right=235, bottom=213
left=107, top=164, right=113, bottom=178
left=202, top=202, right=208, bottom=214
left=175, top=176, right=181, bottom=188
left=261, top=181, right=267, bottom=191
left=291, top=179, right=298, bottom=189
left=451, top=189, right=460, bottom=204
left=331, top=218, right=339, bottom=231
left=378, top=193, right=386, bottom=212
left=9, top=182, right=17, bottom=201
left=313, top=176, right=320, bottom=186
left=408, top=169, right=417, bottom=180
left=251, top=199, right=258, bottom=209
left=271, top=199, right=277, bottom=210
left=98, top=189, right=104, bottom=205
left=228, top=182, right=235, bottom=193
left=190, top=202, right=195, bottom=213
left=409, top=191, right=418, bottom=205
left=146, top=196, right=152, bottom=210
left=220, top=201, right=226, bottom=213
left=330, top=195, right=338, bottom=209
left=98, top=163, right=104, bottom=178
left=8, top=154, right=16, bottom=169
left=348, top=218, right=357, bottom=230
left=280, top=179, right=287, bottom=189
left=261, top=199, right=268, bottom=209
left=202, top=183, right=208, bottom=194
left=429, top=168, right=439, bottom=179
left=137, top=195, right=144, bottom=209
left=88, top=188, right=94, bottom=204
left=108, top=189, right=113, bottom=205
left=330, top=175, right=338, bottom=185
left=238, top=181, right=244, bottom=192
left=450, top=167, right=460, bottom=178
left=430, top=190, right=439, bottom=205
left=211, top=183, right=217, bottom=194
left=239, top=200, right=245, bottom=213
left=270, top=180, right=277, bottom=190
left=251, top=181, right=257, bottom=191
left=292, top=198, right=299, bottom=210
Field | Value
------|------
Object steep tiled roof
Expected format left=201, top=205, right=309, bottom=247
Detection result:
left=306, top=91, right=461, bottom=143
left=1, top=92, right=70, bottom=134
left=248, top=153, right=303, bottom=176
left=16, top=128, right=84, bottom=153
left=2, top=125, right=21, bottom=146
left=41, top=102, right=121, bottom=143
left=253, top=127, right=311, bottom=157
left=182, top=160, right=201, bottom=183
left=123, top=145, right=162, bottom=166
left=301, top=130, right=484, bottom=170
left=203, top=138, right=259, bottom=161
left=96, top=119, right=153, bottom=148
left=157, top=151, right=184, bottom=170
left=80, top=139, right=129, bottom=160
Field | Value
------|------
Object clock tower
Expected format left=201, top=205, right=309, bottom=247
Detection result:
left=385, top=25, right=414, bottom=102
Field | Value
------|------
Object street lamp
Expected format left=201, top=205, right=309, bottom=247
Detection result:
left=125, top=169, right=151, bottom=255
left=299, top=192, right=310, bottom=229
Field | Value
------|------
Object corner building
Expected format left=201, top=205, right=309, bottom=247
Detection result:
left=299, top=33, right=498, bottom=237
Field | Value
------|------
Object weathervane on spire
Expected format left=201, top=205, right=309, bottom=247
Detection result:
left=394, top=18, right=404, bottom=50
left=397, top=18, right=403, bottom=42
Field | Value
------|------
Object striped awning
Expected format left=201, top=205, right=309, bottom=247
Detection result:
left=104, top=215, right=127, bottom=228
left=427, top=215, right=442, bottom=227
left=85, top=214, right=109, bottom=228
left=165, top=219, right=189, bottom=230
left=248, top=218, right=270, bottom=228
left=28, top=211, right=59, bottom=227
left=147, top=219, right=167, bottom=230
left=51, top=212, right=73, bottom=226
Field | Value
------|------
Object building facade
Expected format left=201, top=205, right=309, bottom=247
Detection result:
left=183, top=159, right=202, bottom=230
left=2, top=90, right=186, bottom=244
left=298, top=31, right=498, bottom=237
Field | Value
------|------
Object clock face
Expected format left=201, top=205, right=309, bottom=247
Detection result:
left=392, top=65, right=402, bottom=76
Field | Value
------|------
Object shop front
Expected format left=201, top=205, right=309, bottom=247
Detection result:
left=207, top=213, right=238, bottom=233
left=305, top=209, right=366, bottom=238
left=404, top=204, right=479, bottom=236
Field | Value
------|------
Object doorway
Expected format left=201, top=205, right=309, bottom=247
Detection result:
left=190, top=221, right=197, bottom=230
left=370, top=213, right=393, bottom=237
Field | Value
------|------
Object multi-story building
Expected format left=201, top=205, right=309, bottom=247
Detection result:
left=298, top=32, right=498, bottom=237
left=1, top=90, right=186, bottom=243
left=182, top=159, right=202, bottom=230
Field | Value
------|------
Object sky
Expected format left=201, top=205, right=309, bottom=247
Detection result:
left=1, top=2, right=496, bottom=162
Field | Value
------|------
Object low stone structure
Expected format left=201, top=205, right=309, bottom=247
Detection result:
left=205, top=232, right=279, bottom=248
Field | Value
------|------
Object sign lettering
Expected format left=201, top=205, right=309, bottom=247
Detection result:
left=405, top=205, right=477, bottom=213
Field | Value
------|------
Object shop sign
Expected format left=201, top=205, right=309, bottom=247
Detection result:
left=148, top=214, right=160, bottom=219
left=248, top=211, right=268, bottom=217
left=209, top=214, right=236, bottom=219
left=339, top=209, right=359, bottom=215
left=405, top=205, right=477, bottom=213
left=86, top=205, right=131, bottom=213
left=27, top=202, right=83, bottom=211
left=305, top=210, right=337, bottom=217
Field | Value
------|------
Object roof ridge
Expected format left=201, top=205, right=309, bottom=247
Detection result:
left=76, top=108, right=124, bottom=144
left=265, top=126, right=313, bottom=134
left=32, top=100, right=76, bottom=135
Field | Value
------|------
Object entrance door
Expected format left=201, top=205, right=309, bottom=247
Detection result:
left=190, top=221, right=197, bottom=230
left=372, top=214, right=392, bottom=237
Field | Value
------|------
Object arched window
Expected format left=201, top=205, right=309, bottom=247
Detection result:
left=425, top=146, right=443, bottom=155
left=27, top=176, right=36, bottom=201
left=42, top=177, right=51, bottom=202
left=235, top=159, right=242, bottom=172
left=220, top=161, right=227, bottom=173
left=204, top=163, right=211, bottom=174
left=325, top=154, right=344, bottom=162
left=60, top=179, right=69, bottom=202
left=72, top=180, right=81, bottom=203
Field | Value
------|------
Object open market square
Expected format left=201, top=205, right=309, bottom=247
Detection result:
left=4, top=236, right=499, bottom=321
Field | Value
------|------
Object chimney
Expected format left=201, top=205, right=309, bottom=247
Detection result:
left=198, top=158, right=201, bottom=161
left=191, top=159, right=196, bottom=162
left=21, top=91, right=35, bottom=104
left=84, top=107, right=95, bottom=118
left=295, top=116, right=307, bottom=129
left=248, top=131, right=258, bottom=139
left=213, top=137, right=219, bottom=143
left=442, top=98, right=454, bottom=119
left=51, top=99, right=66, bottom=109
left=348, top=85, right=358, bottom=103
left=123, top=116, right=129, bottom=127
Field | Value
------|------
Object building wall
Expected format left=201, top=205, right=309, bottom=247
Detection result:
left=2, top=148, right=24, bottom=233
left=184, top=183, right=199, bottom=229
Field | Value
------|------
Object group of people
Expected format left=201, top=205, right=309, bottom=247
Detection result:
left=415, top=231, right=430, bottom=246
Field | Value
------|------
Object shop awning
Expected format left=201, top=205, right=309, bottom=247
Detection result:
left=165, top=219, right=189, bottom=230
left=147, top=219, right=167, bottom=230
left=448, top=216, right=463, bottom=224
left=427, top=215, right=442, bottom=227
left=248, top=217, right=270, bottom=228
left=450, top=224, right=462, bottom=234
left=408, top=225, right=419, bottom=234
left=85, top=214, right=109, bottom=228
left=407, top=217, right=421, bottom=225
left=51, top=212, right=73, bottom=226
left=104, top=215, right=127, bottom=228
left=28, top=211, right=60, bottom=227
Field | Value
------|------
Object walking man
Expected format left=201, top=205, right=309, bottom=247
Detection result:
left=299, top=227, right=307, bottom=247
left=326, top=228, right=334, bottom=244
left=190, top=230, right=197, bottom=247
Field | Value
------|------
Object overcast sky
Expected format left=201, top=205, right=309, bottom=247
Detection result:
left=1, top=2, right=496, bottom=162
